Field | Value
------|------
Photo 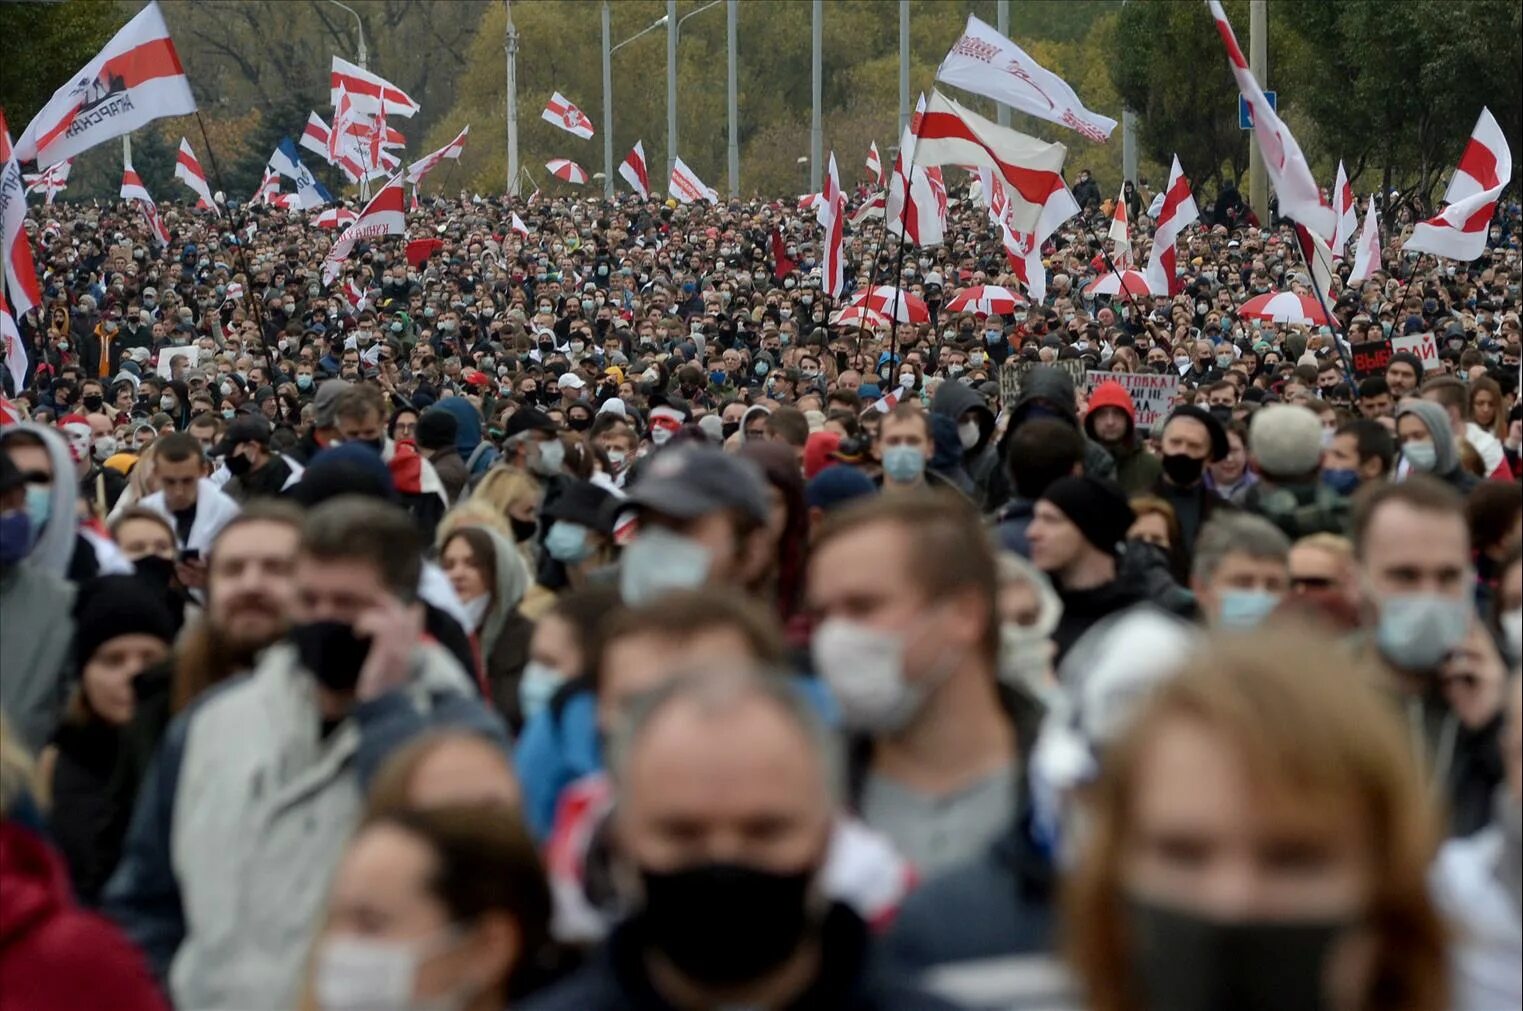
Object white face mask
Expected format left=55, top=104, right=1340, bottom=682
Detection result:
left=457, top=593, right=491, bottom=631
left=1503, top=609, right=1522, bottom=665
left=958, top=420, right=981, bottom=449
left=518, top=660, right=563, bottom=722
left=314, top=931, right=467, bottom=1011
left=811, top=618, right=926, bottom=732
left=999, top=622, right=1054, bottom=699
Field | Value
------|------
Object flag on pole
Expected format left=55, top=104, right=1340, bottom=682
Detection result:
left=546, top=159, right=589, bottom=185
left=315, top=206, right=357, bottom=230
left=850, top=191, right=886, bottom=225
left=1142, top=155, right=1200, bottom=297
left=936, top=13, right=1117, bottom=142
left=368, top=88, right=389, bottom=172
left=23, top=160, right=72, bottom=205
left=1347, top=196, right=1382, bottom=284
left=866, top=141, right=885, bottom=186
left=886, top=95, right=946, bottom=247
left=331, top=56, right=419, bottom=118
left=302, top=112, right=333, bottom=163
left=269, top=138, right=333, bottom=209
left=1403, top=108, right=1511, bottom=262
left=16, top=2, right=196, bottom=166
left=1208, top=0, right=1332, bottom=236
left=329, top=85, right=354, bottom=165
left=817, top=152, right=846, bottom=297
left=174, top=138, right=217, bottom=212
left=120, top=160, right=169, bottom=246
left=510, top=212, right=530, bottom=239
left=323, top=174, right=406, bottom=283
left=0, top=113, right=42, bottom=321
left=770, top=228, right=796, bottom=281
left=1294, top=223, right=1335, bottom=296
left=1107, top=186, right=1132, bottom=267
left=619, top=141, right=650, bottom=197
left=669, top=157, right=717, bottom=204
left=1, top=285, right=25, bottom=393
left=344, top=278, right=369, bottom=311
left=405, top=125, right=469, bottom=186
left=256, top=166, right=281, bottom=206
left=1330, top=161, right=1357, bottom=258
left=542, top=92, right=595, bottom=139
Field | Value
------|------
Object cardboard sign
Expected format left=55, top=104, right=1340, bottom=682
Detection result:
left=999, top=357, right=1086, bottom=408
left=156, top=345, right=194, bottom=379
left=1084, top=370, right=1182, bottom=430
left=1392, top=332, right=1440, bottom=370
left=1351, top=339, right=1393, bottom=379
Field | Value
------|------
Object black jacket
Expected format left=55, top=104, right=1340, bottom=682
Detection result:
left=1052, top=571, right=1149, bottom=665
left=46, top=720, right=131, bottom=906
left=987, top=366, right=1117, bottom=512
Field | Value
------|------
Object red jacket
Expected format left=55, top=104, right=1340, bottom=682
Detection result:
left=0, top=823, right=168, bottom=1011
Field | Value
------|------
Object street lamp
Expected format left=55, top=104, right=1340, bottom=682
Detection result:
left=325, top=0, right=368, bottom=70
left=668, top=0, right=724, bottom=185
left=603, top=5, right=669, bottom=199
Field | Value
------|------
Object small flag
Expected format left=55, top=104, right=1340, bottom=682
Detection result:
left=619, top=140, right=650, bottom=198
left=670, top=157, right=717, bottom=204
left=331, top=56, right=419, bottom=119
left=510, top=212, right=530, bottom=239
left=323, top=173, right=407, bottom=283
left=1347, top=196, right=1382, bottom=284
left=23, top=160, right=72, bottom=205
left=542, top=92, right=595, bottom=139
left=405, top=125, right=469, bottom=186
left=269, top=138, right=333, bottom=209
left=1, top=112, right=43, bottom=320
left=817, top=152, right=846, bottom=297
left=315, top=206, right=357, bottom=230
left=1330, top=161, right=1357, bottom=259
left=174, top=138, right=217, bottom=212
left=2, top=286, right=26, bottom=394
left=1142, top=155, right=1200, bottom=297
left=866, top=141, right=885, bottom=186
left=1107, top=185, right=1132, bottom=267
left=1403, top=108, right=1511, bottom=263
left=120, top=159, right=169, bottom=246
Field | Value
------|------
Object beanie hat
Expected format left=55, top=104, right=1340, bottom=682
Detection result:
left=73, top=574, right=176, bottom=672
left=1248, top=404, right=1323, bottom=479
left=1164, top=405, right=1229, bottom=461
left=1040, top=476, right=1135, bottom=556
left=805, top=464, right=877, bottom=513
left=290, top=443, right=397, bottom=506
left=415, top=409, right=459, bottom=451
left=1388, top=350, right=1425, bottom=381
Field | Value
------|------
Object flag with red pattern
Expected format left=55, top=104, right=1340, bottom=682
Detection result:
left=619, top=141, right=650, bottom=198
left=542, top=92, right=594, bottom=139
left=1142, top=155, right=1199, bottom=297
left=174, top=138, right=217, bottom=212
left=1404, top=108, right=1511, bottom=262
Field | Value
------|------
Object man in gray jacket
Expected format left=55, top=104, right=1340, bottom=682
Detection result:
left=104, top=495, right=509, bottom=1010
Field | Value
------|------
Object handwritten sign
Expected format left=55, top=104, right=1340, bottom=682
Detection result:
left=155, top=345, right=193, bottom=379
left=1084, top=370, right=1181, bottom=430
left=1351, top=339, right=1393, bottom=379
left=1392, top=332, right=1440, bottom=370
left=998, top=357, right=1086, bottom=408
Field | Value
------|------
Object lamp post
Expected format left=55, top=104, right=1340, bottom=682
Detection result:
left=668, top=0, right=724, bottom=186
left=604, top=5, right=669, bottom=199
left=325, top=0, right=367, bottom=69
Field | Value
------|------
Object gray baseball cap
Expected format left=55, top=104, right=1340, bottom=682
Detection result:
left=625, top=445, right=770, bottom=525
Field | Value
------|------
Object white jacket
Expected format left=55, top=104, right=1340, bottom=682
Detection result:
left=1430, top=825, right=1522, bottom=1011
left=141, top=478, right=242, bottom=554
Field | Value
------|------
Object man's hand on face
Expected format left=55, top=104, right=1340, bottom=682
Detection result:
left=353, top=594, right=426, bottom=701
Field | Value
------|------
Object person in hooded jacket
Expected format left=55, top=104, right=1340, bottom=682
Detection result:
left=1083, top=380, right=1161, bottom=496
left=931, top=378, right=1000, bottom=507
left=439, top=525, right=535, bottom=731
left=1396, top=399, right=1482, bottom=496
left=987, top=365, right=1117, bottom=513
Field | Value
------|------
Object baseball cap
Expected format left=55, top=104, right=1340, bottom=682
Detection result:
left=625, top=446, right=770, bottom=525
left=213, top=415, right=272, bottom=456
left=557, top=372, right=586, bottom=391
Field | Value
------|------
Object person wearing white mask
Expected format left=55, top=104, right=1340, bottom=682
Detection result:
left=808, top=492, right=1040, bottom=877
left=1395, top=398, right=1481, bottom=495
left=439, top=527, right=533, bottom=731
left=305, top=805, right=551, bottom=1011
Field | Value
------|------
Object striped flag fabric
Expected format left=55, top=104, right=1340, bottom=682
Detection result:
left=174, top=138, right=217, bottom=212
left=1403, top=107, right=1511, bottom=262
left=1107, top=185, right=1132, bottom=267
left=255, top=166, right=280, bottom=206
left=619, top=141, right=650, bottom=197
left=546, top=159, right=589, bottom=185
left=302, top=112, right=333, bottom=163
left=669, top=157, right=717, bottom=204
left=323, top=173, right=407, bottom=283
left=329, top=85, right=355, bottom=165
left=2, top=285, right=25, bottom=393
left=850, top=191, right=885, bottom=225
left=1347, top=196, right=1382, bottom=284
left=23, top=160, right=72, bottom=205
left=16, top=1, right=197, bottom=166
left=866, top=141, right=885, bottom=186
left=331, top=56, right=419, bottom=119
left=1142, top=155, right=1200, bottom=297
left=817, top=152, right=846, bottom=297
left=1, top=112, right=42, bottom=321
left=405, top=125, right=469, bottom=186
left=1330, top=161, right=1357, bottom=259
left=542, top=92, right=594, bottom=139
left=120, top=160, right=169, bottom=245
left=510, top=212, right=530, bottom=239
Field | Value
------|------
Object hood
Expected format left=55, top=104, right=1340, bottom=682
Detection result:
left=3, top=422, right=77, bottom=578
left=1011, top=366, right=1079, bottom=427
left=928, top=413, right=974, bottom=493
left=479, top=526, right=529, bottom=657
left=1395, top=399, right=1460, bottom=476
left=1083, top=380, right=1137, bottom=442
left=0, top=823, right=67, bottom=949
left=432, top=396, right=483, bottom=457
left=931, top=378, right=995, bottom=451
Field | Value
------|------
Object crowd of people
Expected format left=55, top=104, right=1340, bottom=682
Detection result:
left=0, top=166, right=1520, bottom=1011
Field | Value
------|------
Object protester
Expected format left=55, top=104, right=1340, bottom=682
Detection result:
left=1395, top=399, right=1482, bottom=494
left=1083, top=380, right=1161, bottom=494
left=439, top=525, right=533, bottom=727
left=1150, top=406, right=1230, bottom=561
left=1189, top=513, right=1291, bottom=629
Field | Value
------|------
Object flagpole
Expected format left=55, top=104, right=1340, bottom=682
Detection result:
left=1292, top=221, right=1359, bottom=386
left=885, top=124, right=927, bottom=383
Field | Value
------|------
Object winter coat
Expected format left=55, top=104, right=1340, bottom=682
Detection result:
left=0, top=562, right=76, bottom=754
left=931, top=380, right=1000, bottom=507
left=45, top=720, right=131, bottom=906
left=1051, top=573, right=1149, bottom=666
left=101, top=639, right=507, bottom=1011
left=428, top=446, right=470, bottom=505
left=1083, top=380, right=1161, bottom=496
left=0, top=823, right=168, bottom=1011
left=140, top=479, right=241, bottom=557
left=986, top=367, right=1117, bottom=511
left=1234, top=479, right=1351, bottom=539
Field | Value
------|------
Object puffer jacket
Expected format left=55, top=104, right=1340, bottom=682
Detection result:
left=102, top=640, right=508, bottom=1011
left=1083, top=381, right=1162, bottom=496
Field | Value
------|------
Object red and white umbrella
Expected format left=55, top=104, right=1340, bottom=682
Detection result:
left=944, top=285, right=1026, bottom=316
left=829, top=305, right=890, bottom=330
left=847, top=284, right=930, bottom=324
left=1237, top=290, right=1331, bottom=325
left=1083, top=269, right=1154, bottom=298
left=546, top=159, right=589, bottom=185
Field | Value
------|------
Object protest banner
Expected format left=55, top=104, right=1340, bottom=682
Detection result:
left=1351, top=339, right=1393, bottom=379
left=999, top=357, right=1085, bottom=407
left=1392, top=332, right=1440, bottom=371
left=1084, top=370, right=1181, bottom=430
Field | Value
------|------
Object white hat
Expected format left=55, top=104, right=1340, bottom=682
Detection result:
left=557, top=372, right=586, bottom=390
left=597, top=397, right=628, bottom=417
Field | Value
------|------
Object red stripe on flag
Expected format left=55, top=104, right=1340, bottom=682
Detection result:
left=915, top=110, right=1066, bottom=207
left=1213, top=11, right=1249, bottom=70
left=1456, top=137, right=1501, bottom=191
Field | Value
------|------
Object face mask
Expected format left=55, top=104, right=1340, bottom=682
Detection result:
left=639, top=862, right=815, bottom=988
left=1376, top=593, right=1471, bottom=670
left=508, top=516, right=538, bottom=545
left=160, top=394, right=176, bottom=411
left=92, top=436, right=118, bottom=461
left=957, top=420, right=981, bottom=449
left=1402, top=441, right=1438, bottom=472
left=605, top=448, right=628, bottom=472
left=24, top=484, right=52, bottom=535
left=297, top=374, right=314, bottom=390
left=998, top=622, right=1052, bottom=695
left=881, top=444, right=925, bottom=484
left=544, top=521, right=592, bottom=563
left=518, top=661, right=564, bottom=724
left=619, top=527, right=711, bottom=604
left=224, top=450, right=253, bottom=477
left=288, top=621, right=373, bottom=692
left=1215, top=354, right=1234, bottom=369
left=1162, top=452, right=1205, bottom=486
left=1217, top=589, right=1281, bottom=629
left=1174, top=354, right=1191, bottom=370
left=314, top=930, right=466, bottom=1011
left=0, top=511, right=32, bottom=567
left=1321, top=468, right=1359, bottom=495
left=812, top=617, right=929, bottom=732
left=221, top=407, right=237, bottom=420
left=532, top=438, right=565, bottom=476
left=82, top=394, right=104, bottom=413
left=1126, top=895, right=1355, bottom=1011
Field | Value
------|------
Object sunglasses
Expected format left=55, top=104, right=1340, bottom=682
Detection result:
left=1289, top=576, right=1335, bottom=592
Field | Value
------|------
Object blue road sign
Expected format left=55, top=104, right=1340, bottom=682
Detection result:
left=1240, top=91, right=1277, bottom=130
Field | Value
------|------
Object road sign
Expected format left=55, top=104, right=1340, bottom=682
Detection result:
left=1239, top=91, right=1277, bottom=130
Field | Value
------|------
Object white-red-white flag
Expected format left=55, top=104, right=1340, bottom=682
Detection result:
left=546, top=159, right=589, bottom=185
left=1209, top=0, right=1332, bottom=236
left=1404, top=108, right=1511, bottom=262
left=866, top=141, right=885, bottom=187
left=817, top=152, right=846, bottom=297
left=174, top=138, right=217, bottom=212
left=331, top=56, right=419, bottom=119
left=619, top=141, right=650, bottom=198
left=255, top=166, right=280, bottom=206
left=120, top=161, right=169, bottom=246
left=323, top=174, right=407, bottom=283
left=344, top=277, right=369, bottom=311
left=329, top=85, right=355, bottom=165
left=405, top=125, right=469, bottom=186
left=1330, top=161, right=1357, bottom=259
left=669, top=157, right=717, bottom=204
left=0, top=113, right=42, bottom=322
left=542, top=92, right=594, bottom=139
left=16, top=2, right=196, bottom=166
left=302, top=112, right=333, bottom=163
left=1142, top=155, right=1200, bottom=297
left=886, top=95, right=946, bottom=247
left=510, top=212, right=530, bottom=239
left=1107, top=186, right=1132, bottom=267
left=1, top=285, right=24, bottom=393
left=850, top=191, right=886, bottom=225
left=23, top=160, right=72, bottom=205
left=368, top=88, right=389, bottom=173
left=315, top=206, right=357, bottom=230
left=1347, top=196, right=1382, bottom=284
left=936, top=13, right=1116, bottom=142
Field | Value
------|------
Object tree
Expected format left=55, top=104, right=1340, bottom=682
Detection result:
left=0, top=0, right=127, bottom=128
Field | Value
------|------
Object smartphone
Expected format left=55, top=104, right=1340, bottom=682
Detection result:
left=179, top=548, right=201, bottom=563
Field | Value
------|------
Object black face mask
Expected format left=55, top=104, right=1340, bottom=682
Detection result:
left=510, top=515, right=538, bottom=544
left=1162, top=451, right=1207, bottom=487
left=721, top=420, right=740, bottom=440
left=82, top=394, right=104, bottom=412
left=288, top=620, right=373, bottom=692
left=639, top=862, right=815, bottom=988
left=568, top=415, right=591, bottom=432
left=1126, top=896, right=1353, bottom=1011
left=224, top=451, right=253, bottom=476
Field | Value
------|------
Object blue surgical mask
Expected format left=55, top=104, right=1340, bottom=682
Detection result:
left=882, top=444, right=926, bottom=484
left=517, top=660, right=563, bottom=723
left=1321, top=468, right=1360, bottom=495
left=619, top=527, right=712, bottom=604
left=24, top=485, right=52, bottom=536
left=0, top=510, right=32, bottom=566
left=544, top=521, right=593, bottom=563
left=296, top=374, right=313, bottom=390
left=1376, top=593, right=1471, bottom=670
left=1402, top=441, right=1438, bottom=472
left=1217, top=589, right=1281, bottom=630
